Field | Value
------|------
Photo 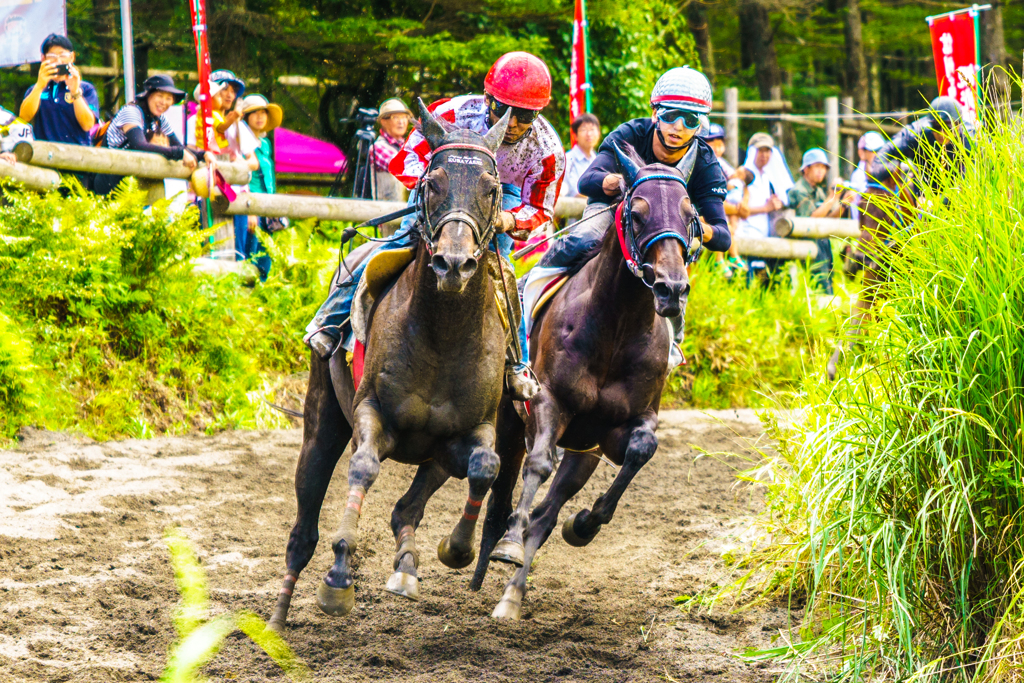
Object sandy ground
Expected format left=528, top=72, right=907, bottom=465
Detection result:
left=0, top=410, right=787, bottom=682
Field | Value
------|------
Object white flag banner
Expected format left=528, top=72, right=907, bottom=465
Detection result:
left=0, top=0, right=67, bottom=68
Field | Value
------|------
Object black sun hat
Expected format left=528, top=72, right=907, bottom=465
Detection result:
left=137, top=74, right=186, bottom=104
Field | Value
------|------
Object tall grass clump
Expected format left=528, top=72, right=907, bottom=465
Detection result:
left=663, top=263, right=840, bottom=408
left=734, top=94, right=1024, bottom=681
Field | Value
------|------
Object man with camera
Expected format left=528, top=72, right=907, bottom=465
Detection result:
left=372, top=98, right=412, bottom=202
left=19, top=34, right=98, bottom=148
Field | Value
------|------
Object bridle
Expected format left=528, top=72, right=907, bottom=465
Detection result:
left=615, top=173, right=704, bottom=288
left=414, top=142, right=502, bottom=260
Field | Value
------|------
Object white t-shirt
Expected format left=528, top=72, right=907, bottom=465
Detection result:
left=735, top=165, right=780, bottom=239
left=560, top=144, right=595, bottom=198
left=0, top=105, right=33, bottom=153
left=850, top=161, right=869, bottom=222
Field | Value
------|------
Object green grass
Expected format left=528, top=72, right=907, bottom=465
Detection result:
left=728, top=91, right=1024, bottom=681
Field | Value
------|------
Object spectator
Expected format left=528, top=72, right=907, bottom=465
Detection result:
left=737, top=132, right=793, bottom=286
left=560, top=112, right=600, bottom=198
left=188, top=76, right=260, bottom=263
left=241, top=93, right=284, bottom=281
left=19, top=34, right=99, bottom=189
left=850, top=131, right=885, bottom=222
left=788, top=148, right=853, bottom=295
left=372, top=98, right=412, bottom=202
left=1, top=103, right=33, bottom=165
left=703, top=123, right=747, bottom=276
left=94, top=75, right=202, bottom=195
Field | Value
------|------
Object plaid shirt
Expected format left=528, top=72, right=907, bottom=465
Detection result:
left=372, top=131, right=404, bottom=172
left=389, top=95, right=565, bottom=234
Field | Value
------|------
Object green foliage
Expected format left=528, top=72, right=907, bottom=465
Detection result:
left=730, top=102, right=1024, bottom=681
left=0, top=181, right=321, bottom=440
left=0, top=312, right=36, bottom=439
left=162, top=528, right=310, bottom=682
left=663, top=263, right=840, bottom=409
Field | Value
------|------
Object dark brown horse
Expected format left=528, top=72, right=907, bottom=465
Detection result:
left=267, top=102, right=516, bottom=629
left=471, top=144, right=700, bottom=619
left=827, top=173, right=916, bottom=381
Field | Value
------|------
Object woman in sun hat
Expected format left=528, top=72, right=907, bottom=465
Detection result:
left=239, top=93, right=285, bottom=281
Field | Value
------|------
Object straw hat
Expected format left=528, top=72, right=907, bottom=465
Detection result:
left=747, top=132, right=775, bottom=150
left=378, top=98, right=412, bottom=121
left=242, top=94, right=283, bottom=131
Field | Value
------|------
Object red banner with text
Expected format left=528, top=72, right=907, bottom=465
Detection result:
left=189, top=0, right=216, bottom=152
left=928, top=9, right=979, bottom=124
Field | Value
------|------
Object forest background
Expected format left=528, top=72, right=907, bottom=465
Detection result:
left=0, top=0, right=1020, bottom=170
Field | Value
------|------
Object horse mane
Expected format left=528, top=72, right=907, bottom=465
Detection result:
left=564, top=225, right=610, bottom=278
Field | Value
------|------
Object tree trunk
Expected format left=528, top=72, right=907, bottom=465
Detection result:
left=843, top=0, right=869, bottom=112
left=92, top=0, right=119, bottom=112
left=686, top=1, right=715, bottom=83
left=983, top=1, right=1007, bottom=69
left=739, top=0, right=781, bottom=100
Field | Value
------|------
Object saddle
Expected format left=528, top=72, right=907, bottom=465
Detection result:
left=347, top=245, right=519, bottom=387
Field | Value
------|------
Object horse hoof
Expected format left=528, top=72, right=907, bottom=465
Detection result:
left=491, top=585, right=523, bottom=620
left=265, top=619, right=285, bottom=634
left=316, top=581, right=355, bottom=616
left=437, top=535, right=475, bottom=569
left=385, top=572, right=420, bottom=601
left=562, top=511, right=598, bottom=547
left=489, top=538, right=525, bottom=567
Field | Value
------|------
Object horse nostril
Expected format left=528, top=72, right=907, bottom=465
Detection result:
left=459, top=257, right=478, bottom=276
left=653, top=282, right=672, bottom=300
left=431, top=254, right=449, bottom=276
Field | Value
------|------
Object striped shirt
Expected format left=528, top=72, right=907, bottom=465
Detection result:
left=105, top=103, right=175, bottom=150
left=389, top=95, right=565, bottom=234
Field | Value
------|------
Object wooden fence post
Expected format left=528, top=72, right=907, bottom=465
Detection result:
left=724, top=88, right=739, bottom=168
left=841, top=96, right=856, bottom=179
left=770, top=85, right=784, bottom=155
left=825, top=97, right=840, bottom=187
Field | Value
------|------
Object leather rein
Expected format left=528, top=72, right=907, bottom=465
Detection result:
left=615, top=173, right=704, bottom=288
left=414, top=142, right=502, bottom=260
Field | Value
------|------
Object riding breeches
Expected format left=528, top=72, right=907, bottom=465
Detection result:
left=537, top=202, right=614, bottom=270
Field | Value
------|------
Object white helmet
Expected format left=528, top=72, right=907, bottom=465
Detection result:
left=650, top=66, right=713, bottom=114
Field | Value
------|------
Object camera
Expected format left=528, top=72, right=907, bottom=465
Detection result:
left=329, top=107, right=383, bottom=200
left=54, top=63, right=71, bottom=77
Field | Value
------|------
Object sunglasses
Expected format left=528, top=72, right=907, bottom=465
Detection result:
left=488, top=98, right=539, bottom=125
left=656, top=108, right=702, bottom=129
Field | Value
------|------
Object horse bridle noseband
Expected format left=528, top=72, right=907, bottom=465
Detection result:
left=617, top=173, right=704, bottom=288
left=415, top=142, right=502, bottom=259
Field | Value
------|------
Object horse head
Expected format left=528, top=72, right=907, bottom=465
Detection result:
left=416, top=98, right=511, bottom=293
left=613, top=142, right=694, bottom=318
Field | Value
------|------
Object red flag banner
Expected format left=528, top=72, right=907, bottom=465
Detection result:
left=189, top=0, right=216, bottom=152
left=927, top=8, right=979, bottom=124
left=568, top=0, right=589, bottom=145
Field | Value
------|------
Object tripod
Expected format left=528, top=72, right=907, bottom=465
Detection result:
left=328, top=107, right=380, bottom=201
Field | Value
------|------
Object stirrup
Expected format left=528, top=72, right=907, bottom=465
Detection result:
left=307, top=331, right=338, bottom=361
left=505, top=365, right=540, bottom=402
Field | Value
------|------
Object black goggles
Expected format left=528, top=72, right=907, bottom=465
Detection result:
left=656, top=108, right=702, bottom=130
left=488, top=98, right=540, bottom=125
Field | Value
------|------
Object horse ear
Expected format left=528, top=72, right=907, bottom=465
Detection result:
left=613, top=141, right=642, bottom=186
left=481, top=106, right=511, bottom=153
left=417, top=97, right=452, bottom=150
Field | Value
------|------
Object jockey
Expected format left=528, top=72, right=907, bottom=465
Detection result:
left=538, top=65, right=731, bottom=277
left=304, top=51, right=565, bottom=402
left=869, top=96, right=967, bottom=189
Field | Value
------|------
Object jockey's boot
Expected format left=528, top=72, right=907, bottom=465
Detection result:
left=307, top=331, right=338, bottom=361
left=506, top=362, right=540, bottom=402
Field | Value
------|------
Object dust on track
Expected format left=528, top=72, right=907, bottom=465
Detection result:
left=0, top=410, right=788, bottom=683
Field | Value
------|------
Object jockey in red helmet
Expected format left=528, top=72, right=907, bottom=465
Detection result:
left=306, top=52, right=565, bottom=402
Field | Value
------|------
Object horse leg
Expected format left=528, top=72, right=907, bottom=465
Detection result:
left=438, top=423, right=501, bottom=569
left=317, top=398, right=393, bottom=617
left=268, top=354, right=351, bottom=632
left=492, top=450, right=600, bottom=620
left=562, top=412, right=658, bottom=546
left=471, top=397, right=526, bottom=590
left=489, top=391, right=566, bottom=567
left=386, top=461, right=450, bottom=602
left=827, top=267, right=880, bottom=381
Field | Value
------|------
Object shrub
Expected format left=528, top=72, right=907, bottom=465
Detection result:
left=733, top=97, right=1024, bottom=680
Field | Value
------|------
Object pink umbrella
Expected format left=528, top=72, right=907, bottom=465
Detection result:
left=274, top=127, right=348, bottom=175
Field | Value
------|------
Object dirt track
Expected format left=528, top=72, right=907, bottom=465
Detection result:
left=0, top=410, right=785, bottom=682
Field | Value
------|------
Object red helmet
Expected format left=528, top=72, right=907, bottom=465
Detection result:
left=484, top=52, right=552, bottom=110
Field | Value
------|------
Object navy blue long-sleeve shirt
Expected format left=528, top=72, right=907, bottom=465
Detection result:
left=578, top=118, right=731, bottom=252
